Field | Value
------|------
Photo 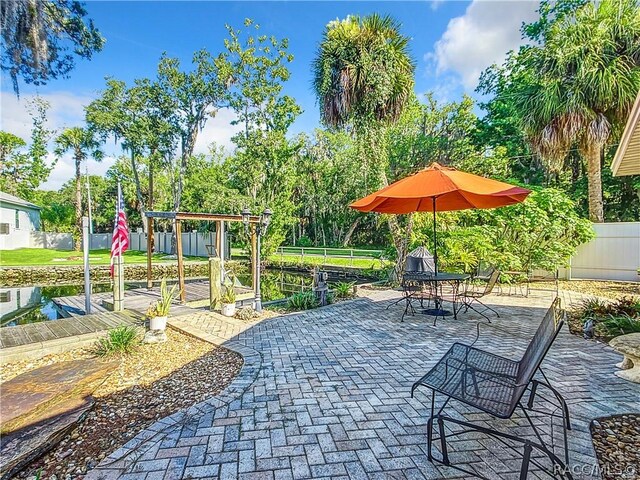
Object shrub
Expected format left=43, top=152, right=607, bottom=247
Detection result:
left=296, top=236, right=313, bottom=247
left=577, top=297, right=611, bottom=319
left=610, top=297, right=640, bottom=317
left=600, top=314, right=640, bottom=337
left=95, top=325, right=140, bottom=356
left=287, top=291, right=319, bottom=311
left=333, top=281, right=355, bottom=299
left=575, top=296, right=640, bottom=338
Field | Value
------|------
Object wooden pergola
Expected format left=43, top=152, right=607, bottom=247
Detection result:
left=145, top=211, right=263, bottom=303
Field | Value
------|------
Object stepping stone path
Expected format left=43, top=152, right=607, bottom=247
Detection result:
left=0, top=358, right=117, bottom=480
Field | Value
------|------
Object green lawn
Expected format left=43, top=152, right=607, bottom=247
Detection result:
left=267, top=253, right=388, bottom=269
left=0, top=248, right=200, bottom=266
left=230, top=247, right=388, bottom=270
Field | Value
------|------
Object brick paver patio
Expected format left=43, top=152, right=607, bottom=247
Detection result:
left=87, top=289, right=640, bottom=479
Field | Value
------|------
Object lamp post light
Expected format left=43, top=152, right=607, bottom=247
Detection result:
left=242, top=207, right=271, bottom=313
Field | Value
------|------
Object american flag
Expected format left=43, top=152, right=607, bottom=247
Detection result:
left=110, top=183, right=129, bottom=277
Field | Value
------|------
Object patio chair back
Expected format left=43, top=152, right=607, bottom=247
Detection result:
left=482, top=269, right=500, bottom=296
left=514, top=297, right=564, bottom=392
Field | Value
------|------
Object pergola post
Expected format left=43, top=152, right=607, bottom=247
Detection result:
left=251, top=225, right=259, bottom=303
left=146, top=215, right=153, bottom=290
left=175, top=220, right=186, bottom=303
left=215, top=220, right=222, bottom=258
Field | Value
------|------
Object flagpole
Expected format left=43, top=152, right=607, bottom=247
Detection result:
left=113, top=181, right=125, bottom=312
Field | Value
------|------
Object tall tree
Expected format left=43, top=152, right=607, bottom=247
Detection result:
left=86, top=78, right=175, bottom=228
left=313, top=14, right=415, bottom=130
left=156, top=50, right=228, bottom=212
left=510, top=0, right=640, bottom=222
left=54, top=126, right=102, bottom=249
left=220, top=19, right=302, bottom=255
left=0, top=97, right=54, bottom=198
left=312, top=14, right=415, bottom=277
left=1, top=0, right=104, bottom=94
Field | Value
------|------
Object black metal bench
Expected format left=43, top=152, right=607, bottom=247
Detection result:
left=411, top=297, right=573, bottom=479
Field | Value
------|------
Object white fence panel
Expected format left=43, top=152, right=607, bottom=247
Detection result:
left=569, top=222, right=640, bottom=282
left=89, top=233, right=110, bottom=250
left=30, top=232, right=73, bottom=250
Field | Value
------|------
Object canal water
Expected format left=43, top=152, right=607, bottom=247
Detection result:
left=0, top=270, right=362, bottom=327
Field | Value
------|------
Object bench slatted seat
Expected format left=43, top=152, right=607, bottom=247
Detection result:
left=412, top=297, right=573, bottom=479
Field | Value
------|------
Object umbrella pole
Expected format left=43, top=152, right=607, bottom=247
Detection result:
left=432, top=197, right=438, bottom=275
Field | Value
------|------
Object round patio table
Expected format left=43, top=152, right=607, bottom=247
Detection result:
left=408, top=272, right=470, bottom=319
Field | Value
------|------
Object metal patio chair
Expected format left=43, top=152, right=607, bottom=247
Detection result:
left=411, top=297, right=572, bottom=479
left=459, top=268, right=501, bottom=321
left=397, top=273, right=435, bottom=322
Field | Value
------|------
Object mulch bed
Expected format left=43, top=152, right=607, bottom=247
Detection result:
left=8, top=328, right=243, bottom=480
left=591, top=413, right=640, bottom=480
left=532, top=280, right=640, bottom=300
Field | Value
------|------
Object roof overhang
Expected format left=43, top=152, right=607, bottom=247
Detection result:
left=612, top=90, right=640, bottom=177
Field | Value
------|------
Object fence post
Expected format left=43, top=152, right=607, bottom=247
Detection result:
left=350, top=249, right=354, bottom=267
left=301, top=247, right=304, bottom=263
left=324, top=248, right=327, bottom=265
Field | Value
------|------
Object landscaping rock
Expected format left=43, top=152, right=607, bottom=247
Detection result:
left=0, top=358, right=117, bottom=435
left=0, top=358, right=116, bottom=480
left=142, top=330, right=167, bottom=344
left=0, top=398, right=93, bottom=480
left=591, top=413, right=640, bottom=480
left=0, top=260, right=246, bottom=287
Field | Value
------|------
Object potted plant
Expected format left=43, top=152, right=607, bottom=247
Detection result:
left=221, top=285, right=236, bottom=317
left=147, top=279, right=180, bottom=331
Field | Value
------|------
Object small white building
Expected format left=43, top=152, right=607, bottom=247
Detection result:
left=0, top=191, right=42, bottom=250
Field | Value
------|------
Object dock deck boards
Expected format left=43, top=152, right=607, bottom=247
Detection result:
left=0, top=312, right=135, bottom=350
left=1, top=281, right=254, bottom=353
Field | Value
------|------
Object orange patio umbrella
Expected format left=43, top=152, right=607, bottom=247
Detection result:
left=350, top=162, right=531, bottom=273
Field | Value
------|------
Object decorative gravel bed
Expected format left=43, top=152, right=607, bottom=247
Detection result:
left=532, top=280, right=640, bottom=300
left=591, top=414, right=640, bottom=480
left=7, top=328, right=243, bottom=480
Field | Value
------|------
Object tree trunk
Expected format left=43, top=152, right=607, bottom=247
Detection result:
left=129, top=151, right=147, bottom=233
left=388, top=213, right=414, bottom=282
left=584, top=142, right=604, bottom=222
left=342, top=217, right=360, bottom=247
left=148, top=149, right=155, bottom=253
left=74, top=154, right=82, bottom=251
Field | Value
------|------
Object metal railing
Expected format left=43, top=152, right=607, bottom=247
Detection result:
left=275, top=246, right=384, bottom=267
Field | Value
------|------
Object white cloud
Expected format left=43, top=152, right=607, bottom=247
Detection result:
left=428, top=0, right=538, bottom=89
left=193, top=107, right=241, bottom=155
left=430, top=0, right=444, bottom=11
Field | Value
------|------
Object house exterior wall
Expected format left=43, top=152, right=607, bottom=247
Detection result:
left=0, top=204, right=41, bottom=250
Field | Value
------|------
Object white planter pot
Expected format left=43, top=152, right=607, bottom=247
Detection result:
left=149, top=315, right=168, bottom=331
left=221, top=303, right=236, bottom=317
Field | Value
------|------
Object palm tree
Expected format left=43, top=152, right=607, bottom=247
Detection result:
left=514, top=0, right=640, bottom=222
left=312, top=14, right=415, bottom=130
left=55, top=127, right=103, bottom=249
left=312, top=14, right=416, bottom=278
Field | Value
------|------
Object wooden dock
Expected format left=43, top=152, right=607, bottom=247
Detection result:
left=0, top=311, right=136, bottom=350
left=0, top=280, right=254, bottom=360
left=52, top=280, right=254, bottom=318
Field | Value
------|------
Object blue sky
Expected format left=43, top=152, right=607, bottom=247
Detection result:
left=1, top=1, right=540, bottom=189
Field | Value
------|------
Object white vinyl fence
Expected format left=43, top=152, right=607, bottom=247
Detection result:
left=89, top=231, right=218, bottom=257
left=563, top=222, right=640, bottom=282
left=30, top=232, right=73, bottom=250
